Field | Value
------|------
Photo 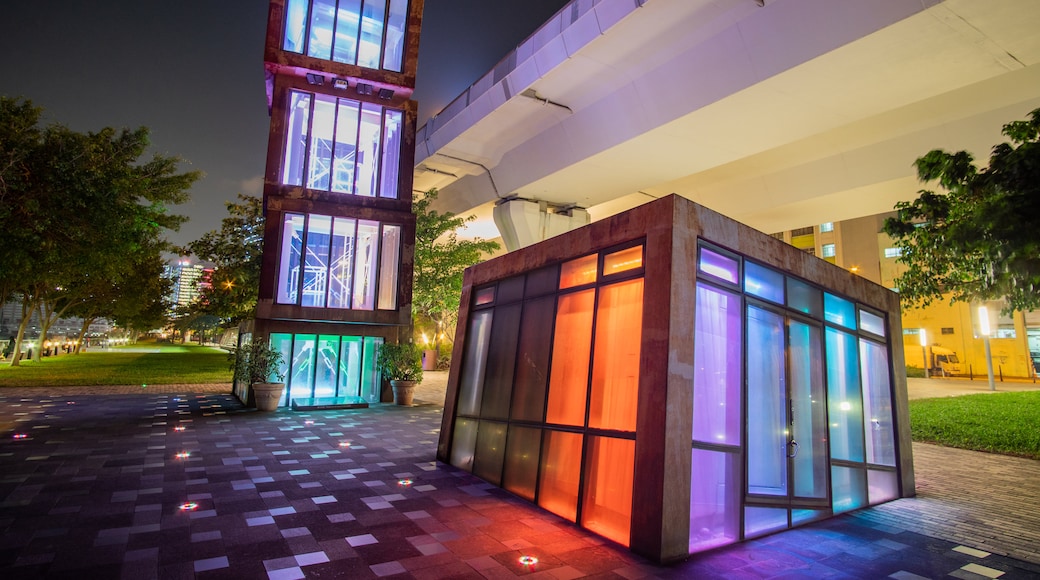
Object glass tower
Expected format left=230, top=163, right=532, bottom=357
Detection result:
left=240, top=0, right=425, bottom=407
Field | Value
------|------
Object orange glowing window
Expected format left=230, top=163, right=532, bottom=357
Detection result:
left=588, top=279, right=643, bottom=432
left=537, top=430, right=583, bottom=522
left=560, top=254, right=598, bottom=289
left=581, top=436, right=635, bottom=546
left=603, top=245, right=643, bottom=276
left=545, top=289, right=595, bottom=426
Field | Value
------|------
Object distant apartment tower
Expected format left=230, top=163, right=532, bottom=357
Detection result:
left=165, top=260, right=208, bottom=311
left=244, top=0, right=425, bottom=406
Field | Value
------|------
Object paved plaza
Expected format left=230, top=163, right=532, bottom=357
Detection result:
left=1, top=375, right=1039, bottom=579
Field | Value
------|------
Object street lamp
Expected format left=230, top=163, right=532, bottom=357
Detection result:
left=978, top=306, right=996, bottom=391
left=919, top=328, right=928, bottom=378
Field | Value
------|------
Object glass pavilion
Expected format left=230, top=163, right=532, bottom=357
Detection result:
left=436, top=195, right=914, bottom=563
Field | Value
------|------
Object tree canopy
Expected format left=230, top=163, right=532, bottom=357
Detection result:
left=412, top=189, right=499, bottom=351
left=186, top=193, right=264, bottom=326
left=883, top=107, right=1040, bottom=314
left=0, top=96, right=198, bottom=363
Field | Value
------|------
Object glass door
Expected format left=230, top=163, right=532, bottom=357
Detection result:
left=745, top=305, right=829, bottom=536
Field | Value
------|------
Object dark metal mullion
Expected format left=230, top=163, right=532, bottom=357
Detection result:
left=301, top=92, right=316, bottom=189
left=302, top=0, right=316, bottom=56
left=329, top=0, right=343, bottom=62
left=351, top=101, right=364, bottom=195
left=374, top=108, right=387, bottom=198
left=378, top=0, right=391, bottom=70
left=372, top=223, right=384, bottom=309
left=352, top=0, right=365, bottom=66
left=327, top=97, right=341, bottom=194
left=284, top=334, right=297, bottom=406
left=296, top=215, right=312, bottom=307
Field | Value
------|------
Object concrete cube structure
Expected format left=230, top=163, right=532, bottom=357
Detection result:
left=437, top=195, right=914, bottom=563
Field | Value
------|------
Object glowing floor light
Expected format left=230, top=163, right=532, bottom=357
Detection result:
left=519, top=556, right=539, bottom=566
left=175, top=452, right=191, bottom=459
left=12, top=433, right=28, bottom=440
left=179, top=502, right=198, bottom=511
left=398, top=479, right=413, bottom=486
left=174, top=426, right=186, bottom=432
left=339, top=441, right=350, bottom=448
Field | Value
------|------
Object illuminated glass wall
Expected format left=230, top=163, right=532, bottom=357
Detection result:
left=448, top=242, right=644, bottom=547
left=692, top=241, right=896, bottom=552
left=270, top=333, right=383, bottom=405
left=283, top=0, right=410, bottom=72
left=276, top=212, right=401, bottom=310
left=283, top=90, right=403, bottom=198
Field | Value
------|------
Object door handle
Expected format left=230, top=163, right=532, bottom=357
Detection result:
left=787, top=439, right=799, bottom=458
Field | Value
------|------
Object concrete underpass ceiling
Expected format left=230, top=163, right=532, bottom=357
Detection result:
left=413, top=0, right=1040, bottom=239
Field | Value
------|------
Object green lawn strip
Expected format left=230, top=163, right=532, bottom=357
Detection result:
left=0, top=346, right=231, bottom=387
left=909, top=391, right=1040, bottom=460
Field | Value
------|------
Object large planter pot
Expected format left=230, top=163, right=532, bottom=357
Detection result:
left=253, top=382, right=286, bottom=411
left=422, top=349, right=438, bottom=371
left=390, top=380, right=417, bottom=406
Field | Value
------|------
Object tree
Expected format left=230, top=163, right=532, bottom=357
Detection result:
left=883, top=108, right=1040, bottom=315
left=185, top=193, right=264, bottom=326
left=0, top=97, right=198, bottom=364
left=412, top=189, right=499, bottom=356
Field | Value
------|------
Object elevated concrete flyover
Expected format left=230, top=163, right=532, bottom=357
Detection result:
left=413, top=0, right=1040, bottom=248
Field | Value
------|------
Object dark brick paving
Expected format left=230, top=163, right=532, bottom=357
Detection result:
left=1, top=385, right=1039, bottom=579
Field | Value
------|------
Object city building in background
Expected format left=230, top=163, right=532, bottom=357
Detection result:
left=241, top=0, right=425, bottom=407
left=770, top=216, right=1040, bottom=379
left=164, top=259, right=211, bottom=312
left=438, top=195, right=913, bottom=562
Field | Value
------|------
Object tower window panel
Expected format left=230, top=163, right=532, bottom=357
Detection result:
left=338, top=336, right=363, bottom=397
left=327, top=218, right=357, bottom=309
left=283, top=92, right=312, bottom=186
left=581, top=436, right=635, bottom=547
left=277, top=213, right=306, bottom=304
left=357, top=0, right=386, bottom=69
left=307, top=97, right=336, bottom=191
left=302, top=214, right=332, bottom=307
left=588, top=279, right=643, bottom=432
left=332, top=0, right=362, bottom=64
left=378, top=109, right=402, bottom=198
left=360, top=336, right=383, bottom=402
left=352, top=220, right=379, bottom=310
left=545, top=289, right=595, bottom=426
left=331, top=99, right=359, bottom=193
left=314, top=335, right=340, bottom=397
left=283, top=0, right=309, bottom=53
left=306, top=0, right=336, bottom=60
left=355, top=103, right=382, bottom=197
left=537, top=430, right=583, bottom=522
left=377, top=225, right=400, bottom=310
left=382, top=0, right=408, bottom=72
left=290, top=334, right=318, bottom=400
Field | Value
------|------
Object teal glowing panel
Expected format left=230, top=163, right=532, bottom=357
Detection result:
left=290, top=334, right=317, bottom=401
left=361, top=337, right=382, bottom=402
left=824, top=293, right=856, bottom=329
left=831, top=466, right=867, bottom=513
left=826, top=328, right=864, bottom=462
left=786, top=277, right=822, bottom=317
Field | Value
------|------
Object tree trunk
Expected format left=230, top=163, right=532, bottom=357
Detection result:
left=73, top=317, right=95, bottom=354
left=8, top=300, right=35, bottom=367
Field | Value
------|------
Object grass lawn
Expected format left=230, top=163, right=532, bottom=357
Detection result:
left=0, top=342, right=231, bottom=387
left=909, top=391, right=1040, bottom=460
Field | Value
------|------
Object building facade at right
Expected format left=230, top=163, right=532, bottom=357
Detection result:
left=437, top=195, right=913, bottom=563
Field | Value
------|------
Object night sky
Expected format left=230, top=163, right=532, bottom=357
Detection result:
left=0, top=0, right=569, bottom=251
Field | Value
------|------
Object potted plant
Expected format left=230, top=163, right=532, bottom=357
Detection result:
left=231, top=338, right=286, bottom=411
left=376, top=342, right=423, bottom=405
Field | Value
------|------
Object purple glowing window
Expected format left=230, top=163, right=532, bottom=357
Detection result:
left=698, top=247, right=739, bottom=284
